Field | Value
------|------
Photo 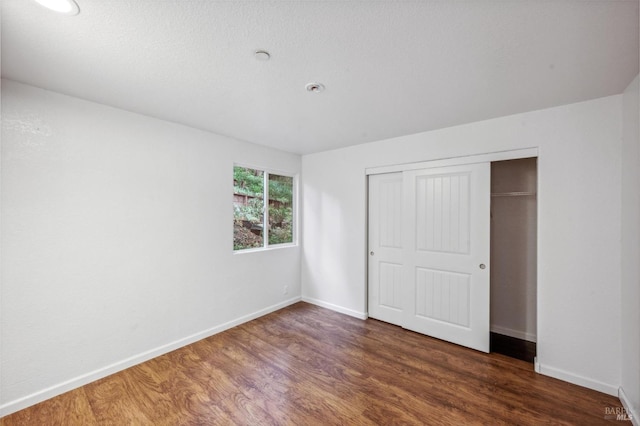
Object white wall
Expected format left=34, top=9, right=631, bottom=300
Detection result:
left=621, top=74, right=640, bottom=418
left=0, top=80, right=301, bottom=415
left=302, top=95, right=622, bottom=395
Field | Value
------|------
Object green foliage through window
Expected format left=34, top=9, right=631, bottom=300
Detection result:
left=268, top=174, right=293, bottom=245
left=233, top=166, right=294, bottom=250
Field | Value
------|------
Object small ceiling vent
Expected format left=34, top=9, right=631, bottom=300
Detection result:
left=254, top=50, right=271, bottom=61
left=305, top=83, right=325, bottom=93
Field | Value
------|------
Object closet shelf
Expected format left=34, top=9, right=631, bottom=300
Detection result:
left=491, top=191, right=536, bottom=197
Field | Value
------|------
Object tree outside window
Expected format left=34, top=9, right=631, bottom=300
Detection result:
left=233, top=166, right=294, bottom=251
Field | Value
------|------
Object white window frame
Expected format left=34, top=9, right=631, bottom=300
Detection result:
left=233, top=163, right=298, bottom=253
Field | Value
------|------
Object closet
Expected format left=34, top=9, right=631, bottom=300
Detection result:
left=490, top=158, right=537, bottom=362
left=367, top=152, right=538, bottom=362
left=368, top=162, right=491, bottom=352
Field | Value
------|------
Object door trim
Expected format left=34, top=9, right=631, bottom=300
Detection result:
left=365, top=147, right=538, bottom=175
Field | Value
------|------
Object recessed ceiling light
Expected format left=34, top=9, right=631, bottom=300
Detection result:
left=34, top=0, right=80, bottom=15
left=254, top=50, right=271, bottom=61
left=305, top=83, right=325, bottom=93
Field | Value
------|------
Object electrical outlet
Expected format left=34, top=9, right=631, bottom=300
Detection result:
left=283, top=285, right=288, bottom=295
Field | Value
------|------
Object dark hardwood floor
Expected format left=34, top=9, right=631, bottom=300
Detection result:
left=1, top=302, right=626, bottom=425
left=490, top=332, right=537, bottom=363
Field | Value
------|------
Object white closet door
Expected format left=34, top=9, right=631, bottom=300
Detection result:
left=368, top=173, right=404, bottom=326
left=402, top=163, right=491, bottom=352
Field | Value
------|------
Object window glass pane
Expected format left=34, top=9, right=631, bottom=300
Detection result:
left=268, top=174, right=293, bottom=245
left=233, top=166, right=264, bottom=250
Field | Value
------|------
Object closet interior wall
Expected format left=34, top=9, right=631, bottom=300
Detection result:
left=490, top=158, right=538, bottom=343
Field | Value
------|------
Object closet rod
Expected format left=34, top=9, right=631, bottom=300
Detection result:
left=491, top=191, right=536, bottom=197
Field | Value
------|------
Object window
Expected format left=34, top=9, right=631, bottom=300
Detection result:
left=233, top=165, right=295, bottom=251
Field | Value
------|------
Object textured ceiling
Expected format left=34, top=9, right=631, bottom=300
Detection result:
left=2, top=1, right=638, bottom=155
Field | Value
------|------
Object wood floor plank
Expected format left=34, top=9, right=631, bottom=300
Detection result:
left=1, top=302, right=627, bottom=425
left=290, top=303, right=622, bottom=425
left=248, top=306, right=520, bottom=424
left=214, top=327, right=372, bottom=424
left=191, top=334, right=315, bottom=424
left=0, top=388, right=97, bottom=426
left=241, top=313, right=457, bottom=423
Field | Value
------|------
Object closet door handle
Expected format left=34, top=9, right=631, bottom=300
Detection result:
left=479, top=264, right=486, bottom=270
left=370, top=251, right=375, bottom=256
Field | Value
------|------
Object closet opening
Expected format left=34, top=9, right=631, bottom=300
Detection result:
left=490, top=157, right=537, bottom=363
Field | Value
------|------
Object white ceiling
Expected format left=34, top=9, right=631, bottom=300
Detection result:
left=2, top=1, right=638, bottom=155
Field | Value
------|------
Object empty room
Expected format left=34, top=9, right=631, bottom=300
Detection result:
left=1, top=1, right=639, bottom=424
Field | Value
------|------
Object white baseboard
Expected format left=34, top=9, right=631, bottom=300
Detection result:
left=301, top=296, right=368, bottom=320
left=535, top=361, right=618, bottom=396
left=619, top=387, right=639, bottom=426
left=0, top=296, right=302, bottom=418
left=490, top=325, right=536, bottom=342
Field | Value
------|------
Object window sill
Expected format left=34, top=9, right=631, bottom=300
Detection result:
left=233, top=243, right=298, bottom=255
